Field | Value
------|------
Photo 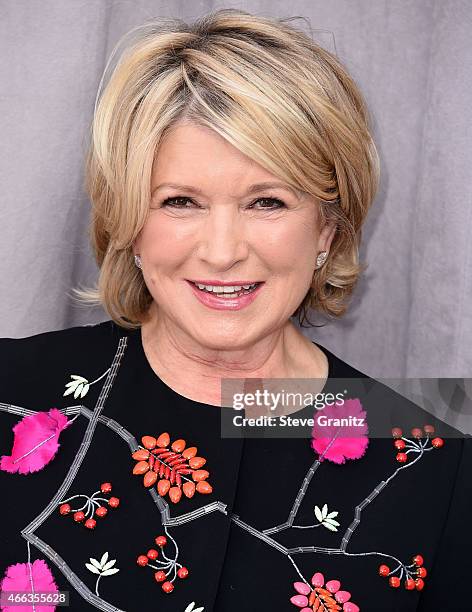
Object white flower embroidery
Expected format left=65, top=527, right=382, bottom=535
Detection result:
left=185, top=603, right=205, bottom=612
left=63, top=368, right=110, bottom=399
left=314, top=503, right=340, bottom=532
left=85, top=551, right=119, bottom=596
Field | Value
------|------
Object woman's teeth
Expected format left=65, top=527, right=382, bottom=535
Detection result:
left=192, top=282, right=259, bottom=297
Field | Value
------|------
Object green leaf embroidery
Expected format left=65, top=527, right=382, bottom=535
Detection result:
left=314, top=504, right=341, bottom=531
left=322, top=521, right=338, bottom=532
left=185, top=603, right=205, bottom=612
left=102, top=559, right=116, bottom=571
left=85, top=552, right=120, bottom=596
left=80, top=383, right=90, bottom=398
left=63, top=368, right=110, bottom=400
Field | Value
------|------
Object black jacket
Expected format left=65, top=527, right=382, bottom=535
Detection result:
left=0, top=320, right=470, bottom=611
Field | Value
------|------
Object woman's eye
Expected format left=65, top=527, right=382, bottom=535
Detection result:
left=160, top=196, right=286, bottom=210
left=161, top=197, right=196, bottom=208
left=250, top=197, right=286, bottom=210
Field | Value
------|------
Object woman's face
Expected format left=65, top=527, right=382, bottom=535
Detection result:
left=134, top=123, right=336, bottom=348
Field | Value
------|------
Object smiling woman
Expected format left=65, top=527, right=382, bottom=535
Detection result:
left=81, top=9, right=380, bottom=336
left=75, top=5, right=379, bottom=407
left=1, top=8, right=471, bottom=612
left=129, top=122, right=341, bottom=404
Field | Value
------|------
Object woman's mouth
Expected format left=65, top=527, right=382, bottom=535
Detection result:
left=189, top=281, right=262, bottom=298
left=185, top=280, right=264, bottom=310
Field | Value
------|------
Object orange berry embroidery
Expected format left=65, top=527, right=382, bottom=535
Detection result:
left=131, top=432, right=212, bottom=503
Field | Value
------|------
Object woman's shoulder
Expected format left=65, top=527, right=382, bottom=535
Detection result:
left=315, top=339, right=467, bottom=440
left=314, top=340, right=370, bottom=379
left=0, top=318, right=125, bottom=351
left=0, top=319, right=127, bottom=406
left=0, top=319, right=128, bottom=367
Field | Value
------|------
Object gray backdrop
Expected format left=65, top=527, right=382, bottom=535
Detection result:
left=1, top=1, right=471, bottom=427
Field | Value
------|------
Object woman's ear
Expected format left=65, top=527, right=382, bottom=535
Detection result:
left=132, top=234, right=142, bottom=257
left=318, top=220, right=337, bottom=255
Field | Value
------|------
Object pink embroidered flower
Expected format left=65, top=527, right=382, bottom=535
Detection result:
left=311, top=398, right=369, bottom=464
left=290, top=572, right=360, bottom=611
left=0, top=559, right=58, bottom=611
left=0, top=408, right=72, bottom=474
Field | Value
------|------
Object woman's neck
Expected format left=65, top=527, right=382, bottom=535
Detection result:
left=140, top=305, right=328, bottom=407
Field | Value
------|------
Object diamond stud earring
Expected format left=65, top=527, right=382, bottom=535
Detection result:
left=134, top=255, right=142, bottom=269
left=315, top=251, right=328, bottom=269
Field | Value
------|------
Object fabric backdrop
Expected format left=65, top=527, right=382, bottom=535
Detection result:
left=1, top=1, right=471, bottom=429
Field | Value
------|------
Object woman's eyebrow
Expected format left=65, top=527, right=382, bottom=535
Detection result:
left=152, top=181, right=304, bottom=200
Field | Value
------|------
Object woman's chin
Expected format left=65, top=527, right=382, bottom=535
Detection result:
left=188, top=328, right=260, bottom=351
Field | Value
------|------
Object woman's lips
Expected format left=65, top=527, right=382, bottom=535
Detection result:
left=187, top=279, right=261, bottom=286
left=186, top=280, right=264, bottom=311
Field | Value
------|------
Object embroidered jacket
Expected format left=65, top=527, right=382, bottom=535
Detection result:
left=0, top=320, right=470, bottom=612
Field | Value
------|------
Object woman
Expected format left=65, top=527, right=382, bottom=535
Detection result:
left=0, top=9, right=470, bottom=612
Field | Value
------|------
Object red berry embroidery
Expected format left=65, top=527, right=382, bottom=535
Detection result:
left=137, top=533, right=188, bottom=594
left=58, top=482, right=119, bottom=529
left=415, top=578, right=425, bottom=591
left=177, top=567, right=189, bottom=579
left=391, top=424, right=444, bottom=464
left=155, top=536, right=167, bottom=548
left=132, top=433, right=212, bottom=503
left=379, top=553, right=428, bottom=592
left=372, top=425, right=438, bottom=594
left=73, top=511, right=85, bottom=522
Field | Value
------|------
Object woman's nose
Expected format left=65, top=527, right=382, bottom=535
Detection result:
left=195, top=206, right=249, bottom=269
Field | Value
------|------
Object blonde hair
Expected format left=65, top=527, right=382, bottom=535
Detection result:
left=75, top=8, right=380, bottom=329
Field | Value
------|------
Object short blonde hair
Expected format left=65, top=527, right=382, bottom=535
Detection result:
left=76, top=8, right=380, bottom=329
